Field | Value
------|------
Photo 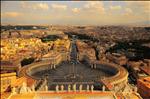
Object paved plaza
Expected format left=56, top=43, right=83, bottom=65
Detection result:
left=32, top=61, right=113, bottom=90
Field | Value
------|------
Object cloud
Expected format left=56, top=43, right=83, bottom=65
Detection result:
left=125, top=8, right=133, bottom=14
left=1, top=1, right=149, bottom=25
left=72, top=8, right=80, bottom=13
left=34, top=3, right=49, bottom=10
left=110, top=5, right=121, bottom=10
left=84, top=1, right=105, bottom=13
left=21, top=2, right=49, bottom=10
left=126, top=1, right=150, bottom=13
left=51, top=4, right=67, bottom=10
left=2, top=12, right=23, bottom=17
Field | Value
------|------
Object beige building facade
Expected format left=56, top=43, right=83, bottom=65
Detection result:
left=1, top=72, right=16, bottom=93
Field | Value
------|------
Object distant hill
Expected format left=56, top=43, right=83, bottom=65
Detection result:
left=126, top=21, right=150, bottom=27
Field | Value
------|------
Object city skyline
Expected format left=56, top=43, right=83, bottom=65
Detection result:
left=1, top=1, right=150, bottom=25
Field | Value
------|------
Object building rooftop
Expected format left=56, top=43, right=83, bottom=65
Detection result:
left=46, top=31, right=64, bottom=35
left=0, top=72, right=16, bottom=77
left=138, top=76, right=150, bottom=89
left=140, top=66, right=150, bottom=75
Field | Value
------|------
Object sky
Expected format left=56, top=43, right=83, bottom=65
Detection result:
left=1, top=1, right=150, bottom=25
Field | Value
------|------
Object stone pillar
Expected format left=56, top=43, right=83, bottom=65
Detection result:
left=61, top=85, right=64, bottom=91
left=11, top=87, right=16, bottom=94
left=91, top=85, right=94, bottom=92
left=87, top=85, right=89, bottom=92
left=94, top=64, right=96, bottom=69
left=73, top=84, right=76, bottom=92
left=68, top=85, right=71, bottom=92
left=55, top=85, right=59, bottom=93
left=54, top=64, right=56, bottom=69
left=102, top=85, right=105, bottom=92
left=91, top=64, right=93, bottom=68
left=133, top=87, right=137, bottom=93
left=31, top=85, right=35, bottom=92
left=79, top=85, right=82, bottom=92
left=45, top=85, right=48, bottom=91
left=20, top=82, right=27, bottom=93
left=27, top=87, right=32, bottom=93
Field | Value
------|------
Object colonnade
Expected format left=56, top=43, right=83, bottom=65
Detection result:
left=55, top=84, right=94, bottom=92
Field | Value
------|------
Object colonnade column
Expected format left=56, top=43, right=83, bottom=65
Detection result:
left=91, top=64, right=96, bottom=69
left=54, top=84, right=95, bottom=93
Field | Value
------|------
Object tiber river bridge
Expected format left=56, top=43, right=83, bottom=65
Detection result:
left=19, top=36, right=128, bottom=92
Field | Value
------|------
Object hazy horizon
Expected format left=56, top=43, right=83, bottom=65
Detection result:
left=1, top=1, right=150, bottom=25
